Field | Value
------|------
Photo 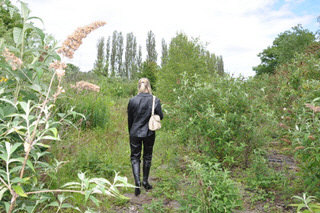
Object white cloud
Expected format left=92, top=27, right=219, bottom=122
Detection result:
left=15, top=0, right=317, bottom=76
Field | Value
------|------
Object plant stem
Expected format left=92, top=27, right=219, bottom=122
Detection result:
left=19, top=73, right=56, bottom=179
left=0, top=177, right=11, bottom=194
left=8, top=193, right=17, bottom=213
left=14, top=81, right=20, bottom=104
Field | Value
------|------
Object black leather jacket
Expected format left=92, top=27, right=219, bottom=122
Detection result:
left=127, top=93, right=163, bottom=137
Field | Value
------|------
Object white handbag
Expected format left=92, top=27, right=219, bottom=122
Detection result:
left=148, top=96, right=161, bottom=131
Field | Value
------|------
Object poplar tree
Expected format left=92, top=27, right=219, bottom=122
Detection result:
left=216, top=56, right=224, bottom=75
left=161, top=38, right=168, bottom=67
left=93, top=37, right=105, bottom=76
left=131, top=36, right=138, bottom=79
left=110, top=31, right=118, bottom=77
left=205, top=51, right=217, bottom=74
left=146, top=30, right=157, bottom=63
left=137, top=45, right=142, bottom=73
left=125, top=33, right=133, bottom=79
left=104, top=36, right=110, bottom=76
left=116, top=32, right=124, bottom=77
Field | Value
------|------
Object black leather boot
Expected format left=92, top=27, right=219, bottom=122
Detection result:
left=142, top=161, right=152, bottom=190
left=131, top=161, right=141, bottom=196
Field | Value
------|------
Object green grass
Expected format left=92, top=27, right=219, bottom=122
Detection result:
left=50, top=96, right=186, bottom=212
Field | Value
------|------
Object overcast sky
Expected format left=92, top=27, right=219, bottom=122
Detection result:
left=14, top=0, right=320, bottom=76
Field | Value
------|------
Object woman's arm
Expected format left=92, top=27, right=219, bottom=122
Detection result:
left=127, top=100, right=134, bottom=133
left=155, top=98, right=164, bottom=120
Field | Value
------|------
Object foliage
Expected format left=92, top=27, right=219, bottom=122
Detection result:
left=0, top=2, right=132, bottom=212
left=146, top=30, right=157, bottom=63
left=264, top=53, right=320, bottom=197
left=165, top=72, right=274, bottom=167
left=93, top=37, right=106, bottom=76
left=157, top=33, right=222, bottom=103
left=57, top=89, right=110, bottom=129
left=124, top=32, right=138, bottom=79
left=181, top=159, right=242, bottom=213
left=290, top=193, right=320, bottom=213
left=244, top=151, right=288, bottom=204
left=161, top=38, right=168, bottom=67
left=143, top=199, right=166, bottom=213
left=0, top=0, right=23, bottom=46
left=254, top=25, right=316, bottom=75
left=99, top=77, right=137, bottom=98
left=138, top=61, right=159, bottom=90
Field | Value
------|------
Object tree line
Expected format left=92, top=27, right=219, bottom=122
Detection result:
left=92, top=30, right=224, bottom=79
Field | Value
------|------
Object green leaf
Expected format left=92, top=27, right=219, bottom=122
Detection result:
left=12, top=185, right=28, bottom=197
left=35, top=143, right=50, bottom=149
left=20, top=2, right=30, bottom=20
left=46, top=201, right=59, bottom=207
left=26, top=160, right=35, bottom=173
left=8, top=7, right=15, bottom=18
left=89, top=195, right=100, bottom=207
left=0, top=186, right=8, bottom=200
left=0, top=98, right=17, bottom=109
left=84, top=190, right=91, bottom=203
left=61, top=182, right=81, bottom=189
left=40, top=136, right=59, bottom=141
left=4, top=201, right=10, bottom=213
left=61, top=203, right=74, bottom=208
left=13, top=27, right=23, bottom=45
left=0, top=38, right=4, bottom=49
left=27, top=17, right=44, bottom=26
left=9, top=143, right=22, bottom=155
left=19, top=101, right=30, bottom=114
left=0, top=153, right=8, bottom=162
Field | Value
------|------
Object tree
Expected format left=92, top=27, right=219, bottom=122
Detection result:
left=253, top=25, right=316, bottom=75
left=124, top=33, right=137, bottom=79
left=116, top=32, right=124, bottom=77
left=131, top=36, right=138, bottom=79
left=146, top=30, right=157, bottom=63
left=93, top=37, right=105, bottom=76
left=216, top=56, right=224, bottom=75
left=161, top=38, right=168, bottom=67
left=104, top=36, right=110, bottom=76
left=156, top=33, right=211, bottom=103
left=137, top=45, right=142, bottom=73
left=0, top=1, right=23, bottom=46
left=138, top=61, right=159, bottom=90
left=110, top=31, right=118, bottom=77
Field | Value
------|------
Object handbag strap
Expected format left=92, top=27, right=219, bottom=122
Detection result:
left=151, top=95, right=155, bottom=116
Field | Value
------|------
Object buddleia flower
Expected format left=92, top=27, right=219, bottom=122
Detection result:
left=57, top=21, right=107, bottom=59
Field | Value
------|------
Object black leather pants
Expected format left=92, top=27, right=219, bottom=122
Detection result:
left=130, top=134, right=155, bottom=164
left=129, top=134, right=155, bottom=187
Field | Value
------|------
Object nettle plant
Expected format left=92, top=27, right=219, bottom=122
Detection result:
left=0, top=2, right=133, bottom=212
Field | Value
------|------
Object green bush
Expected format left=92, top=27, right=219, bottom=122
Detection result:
left=264, top=53, right=320, bottom=197
left=138, top=61, right=159, bottom=91
left=165, top=73, right=274, bottom=167
left=57, top=90, right=110, bottom=129
left=182, top=159, right=242, bottom=212
left=99, top=78, right=137, bottom=98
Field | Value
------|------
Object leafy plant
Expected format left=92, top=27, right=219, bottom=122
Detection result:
left=290, top=193, right=320, bottom=213
left=0, top=2, right=133, bottom=212
left=182, top=159, right=242, bottom=213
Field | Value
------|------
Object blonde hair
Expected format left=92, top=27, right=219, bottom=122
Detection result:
left=138, top=78, right=152, bottom=94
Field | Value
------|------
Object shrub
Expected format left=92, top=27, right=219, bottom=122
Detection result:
left=62, top=91, right=110, bottom=129
left=182, top=159, right=242, bottom=212
left=165, top=73, right=274, bottom=167
left=0, top=3, right=132, bottom=212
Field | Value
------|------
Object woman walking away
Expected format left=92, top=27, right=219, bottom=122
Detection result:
left=127, top=78, right=163, bottom=196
